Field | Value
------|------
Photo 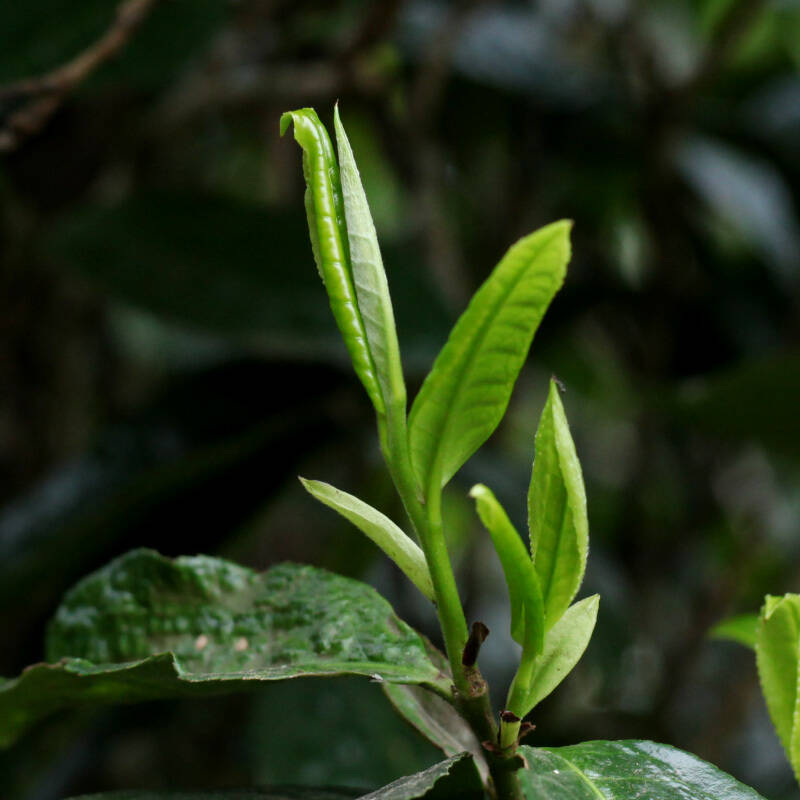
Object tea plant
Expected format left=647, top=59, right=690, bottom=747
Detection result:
left=714, top=597, right=800, bottom=788
left=0, top=106, right=772, bottom=800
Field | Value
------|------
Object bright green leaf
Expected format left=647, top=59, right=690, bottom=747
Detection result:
left=280, top=109, right=384, bottom=414
left=522, top=594, right=599, bottom=715
left=519, top=740, right=768, bottom=798
left=528, top=378, right=588, bottom=628
left=756, top=593, right=800, bottom=781
left=358, top=753, right=483, bottom=799
left=334, top=105, right=406, bottom=412
left=408, top=221, right=571, bottom=492
left=710, top=613, right=758, bottom=649
left=0, top=549, right=449, bottom=747
left=299, top=477, right=434, bottom=601
left=469, top=484, right=544, bottom=655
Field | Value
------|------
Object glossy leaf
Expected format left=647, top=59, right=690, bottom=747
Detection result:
left=519, top=740, right=767, bottom=798
left=756, top=593, right=800, bottom=780
left=710, top=613, right=758, bottom=649
left=358, top=753, right=483, bottom=799
left=522, top=594, right=599, bottom=715
left=334, top=105, right=406, bottom=411
left=528, top=379, right=588, bottom=628
left=408, top=221, right=571, bottom=491
left=469, top=484, right=544, bottom=655
left=0, top=549, right=448, bottom=747
left=299, top=478, right=434, bottom=601
left=382, top=637, right=488, bottom=780
left=280, top=109, right=384, bottom=414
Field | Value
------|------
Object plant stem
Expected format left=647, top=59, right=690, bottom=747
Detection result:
left=379, top=403, right=524, bottom=799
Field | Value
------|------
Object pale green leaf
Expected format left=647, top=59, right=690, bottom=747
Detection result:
left=0, top=549, right=449, bottom=747
left=710, top=613, right=758, bottom=649
left=756, top=593, right=800, bottom=781
left=529, top=379, right=588, bottom=628
left=522, top=594, right=599, bottom=715
left=299, top=477, right=434, bottom=600
left=280, top=109, right=384, bottom=414
left=519, top=740, right=768, bottom=798
left=408, top=221, right=571, bottom=492
left=334, top=106, right=406, bottom=412
left=469, top=484, right=544, bottom=655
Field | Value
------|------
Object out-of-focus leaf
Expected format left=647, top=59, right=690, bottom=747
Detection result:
left=676, top=136, right=800, bottom=281
left=519, top=740, right=768, bottom=798
left=710, top=614, right=758, bottom=649
left=299, top=478, right=434, bottom=600
left=756, top=593, right=800, bottom=781
left=409, top=221, right=570, bottom=492
left=0, top=361, right=340, bottom=610
left=678, top=351, right=800, bottom=459
left=45, top=194, right=333, bottom=345
left=44, top=193, right=449, bottom=366
left=528, top=380, right=588, bottom=629
left=0, top=550, right=449, bottom=747
left=358, top=753, right=483, bottom=800
left=523, top=595, right=599, bottom=715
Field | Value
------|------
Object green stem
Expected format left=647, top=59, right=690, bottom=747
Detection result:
left=379, top=402, right=523, bottom=799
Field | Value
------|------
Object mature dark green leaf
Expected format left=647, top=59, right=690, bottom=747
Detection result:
left=710, top=614, right=758, bottom=649
left=0, top=550, right=448, bottom=747
left=408, top=221, right=570, bottom=492
left=519, top=740, right=768, bottom=798
left=528, top=379, right=588, bottom=629
left=68, top=791, right=357, bottom=800
left=756, top=594, right=800, bottom=780
left=358, top=753, right=483, bottom=799
left=67, top=755, right=482, bottom=800
left=382, top=684, right=487, bottom=781
left=678, top=351, right=800, bottom=459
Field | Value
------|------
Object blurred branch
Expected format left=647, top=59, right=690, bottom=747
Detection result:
left=0, top=0, right=162, bottom=153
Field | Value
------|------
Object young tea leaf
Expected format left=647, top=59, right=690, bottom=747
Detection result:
left=522, top=594, right=599, bottom=715
left=280, top=109, right=384, bottom=414
left=0, top=549, right=449, bottom=747
left=710, top=613, right=758, bottom=650
left=333, top=106, right=406, bottom=413
left=299, top=477, right=434, bottom=601
left=519, top=740, right=768, bottom=799
left=529, top=378, right=588, bottom=629
left=756, top=593, right=800, bottom=780
left=469, top=484, right=544, bottom=655
left=408, top=221, right=571, bottom=492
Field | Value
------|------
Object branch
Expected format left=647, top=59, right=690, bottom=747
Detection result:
left=0, top=0, right=162, bottom=153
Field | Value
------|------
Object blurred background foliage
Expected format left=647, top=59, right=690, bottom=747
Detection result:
left=0, top=0, right=799, bottom=797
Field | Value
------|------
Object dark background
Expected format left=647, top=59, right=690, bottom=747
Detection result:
left=1, top=0, right=799, bottom=797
